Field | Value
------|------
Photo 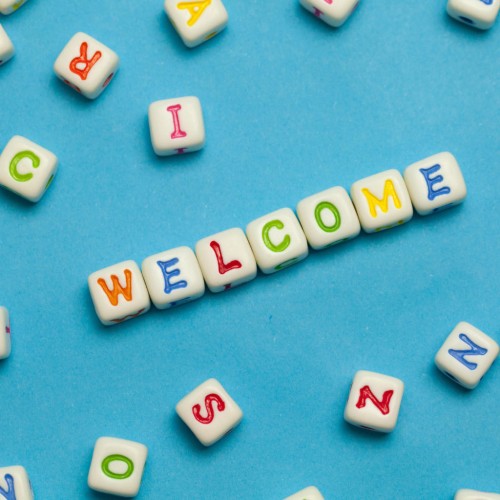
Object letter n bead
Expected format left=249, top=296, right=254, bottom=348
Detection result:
left=344, top=370, right=404, bottom=433
left=435, top=322, right=499, bottom=389
left=88, top=260, right=151, bottom=326
left=176, top=378, right=243, bottom=446
left=403, top=152, right=466, bottom=216
left=0, top=466, right=34, bottom=499
left=88, top=437, right=148, bottom=497
left=0, top=136, right=58, bottom=202
left=54, top=32, right=119, bottom=99
left=148, top=97, right=205, bottom=156
left=447, top=0, right=500, bottom=30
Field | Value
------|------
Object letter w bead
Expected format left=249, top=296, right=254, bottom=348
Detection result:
left=97, top=269, right=133, bottom=306
left=449, top=333, right=488, bottom=370
left=355, top=385, right=394, bottom=415
left=70, top=42, right=102, bottom=80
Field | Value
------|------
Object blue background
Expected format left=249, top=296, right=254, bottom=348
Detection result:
left=0, top=1, right=499, bottom=498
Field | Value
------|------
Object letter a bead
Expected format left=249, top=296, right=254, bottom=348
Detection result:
left=0, top=466, right=34, bottom=499
left=447, top=0, right=500, bottom=30
left=164, top=0, right=229, bottom=48
left=344, top=370, right=404, bottom=433
left=0, top=307, right=11, bottom=360
left=0, top=136, right=58, bottom=203
left=176, top=378, right=243, bottom=446
left=54, top=32, right=119, bottom=99
left=148, top=97, right=205, bottom=156
left=0, top=25, right=15, bottom=65
left=88, top=260, right=151, bottom=326
left=299, top=0, right=359, bottom=27
left=284, top=486, right=325, bottom=500
left=0, top=0, right=28, bottom=15
left=435, top=322, right=499, bottom=389
left=88, top=437, right=148, bottom=497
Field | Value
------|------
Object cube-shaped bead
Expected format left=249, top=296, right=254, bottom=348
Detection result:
left=164, top=0, right=228, bottom=48
left=54, top=32, right=119, bottom=99
left=88, top=437, right=148, bottom=497
left=299, top=0, right=359, bottom=27
left=176, top=378, right=243, bottom=446
left=284, top=486, right=325, bottom=500
left=344, top=370, right=404, bottom=433
left=0, top=136, right=58, bottom=202
left=142, top=246, right=205, bottom=309
left=435, top=322, right=499, bottom=389
left=350, top=169, right=413, bottom=233
left=0, top=307, right=11, bottom=360
left=195, top=228, right=256, bottom=292
left=296, top=186, right=361, bottom=250
left=246, top=208, right=309, bottom=274
left=0, top=466, right=33, bottom=500
left=0, top=25, right=15, bottom=65
left=403, top=152, right=467, bottom=216
left=0, top=0, right=28, bottom=15
left=88, top=260, right=151, bottom=326
left=455, top=490, right=500, bottom=499
left=148, top=96, right=205, bottom=156
left=447, top=0, right=500, bottom=30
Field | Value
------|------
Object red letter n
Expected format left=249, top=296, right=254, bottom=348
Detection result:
left=355, top=385, right=394, bottom=415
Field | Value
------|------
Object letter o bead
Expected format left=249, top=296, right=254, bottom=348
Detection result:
left=88, top=437, right=148, bottom=497
left=0, top=136, right=58, bottom=202
left=54, top=32, right=119, bottom=99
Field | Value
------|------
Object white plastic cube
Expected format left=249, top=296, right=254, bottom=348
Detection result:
left=447, top=0, right=500, bottom=30
left=296, top=186, right=360, bottom=250
left=403, top=152, right=467, bottom=216
left=435, top=322, right=499, bottom=389
left=0, top=307, right=11, bottom=360
left=0, top=0, right=28, bottom=15
left=0, top=136, right=58, bottom=202
left=455, top=489, right=500, bottom=499
left=284, top=486, right=325, bottom=500
left=165, top=0, right=228, bottom=48
left=54, top=32, right=119, bottom=99
left=88, top=437, right=148, bottom=497
left=0, top=25, right=15, bottom=65
left=142, top=246, right=205, bottom=309
left=148, top=96, right=205, bottom=156
left=299, top=0, right=359, bottom=27
left=350, top=169, right=413, bottom=233
left=0, top=466, right=33, bottom=500
left=88, top=260, right=151, bottom=326
left=344, top=370, right=404, bottom=433
left=176, top=378, right=243, bottom=446
left=246, top=208, right=309, bottom=274
left=195, top=228, right=256, bottom=292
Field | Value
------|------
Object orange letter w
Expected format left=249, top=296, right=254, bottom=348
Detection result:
left=97, top=269, right=133, bottom=306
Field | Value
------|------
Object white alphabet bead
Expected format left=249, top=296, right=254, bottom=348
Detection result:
left=296, top=186, right=360, bottom=250
left=88, top=437, right=148, bottom=497
left=0, top=466, right=33, bottom=500
left=176, top=378, right=243, bottom=446
left=142, top=246, right=205, bottom=309
left=299, top=0, right=359, bottom=27
left=88, top=260, right=151, bottom=326
left=455, top=489, right=500, bottom=499
left=435, top=322, right=499, bottom=389
left=246, top=208, right=309, bottom=274
left=0, top=136, right=58, bottom=202
left=344, top=370, right=404, bottom=433
left=0, top=25, right=15, bottom=65
left=148, top=96, right=205, bottom=156
left=284, top=486, right=325, bottom=500
left=350, top=169, right=413, bottom=233
left=403, top=152, right=467, bottom=216
left=0, top=307, right=11, bottom=360
left=164, top=0, right=228, bottom=48
left=195, top=228, right=256, bottom=292
left=447, top=0, right=500, bottom=30
left=54, top=32, right=119, bottom=99
left=0, top=0, right=28, bottom=15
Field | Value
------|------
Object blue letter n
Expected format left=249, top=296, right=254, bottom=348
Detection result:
left=448, top=333, right=488, bottom=370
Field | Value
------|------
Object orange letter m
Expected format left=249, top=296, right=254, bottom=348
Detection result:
left=97, top=269, right=133, bottom=306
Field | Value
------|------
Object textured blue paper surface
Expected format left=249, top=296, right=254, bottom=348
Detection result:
left=0, top=1, right=499, bottom=498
